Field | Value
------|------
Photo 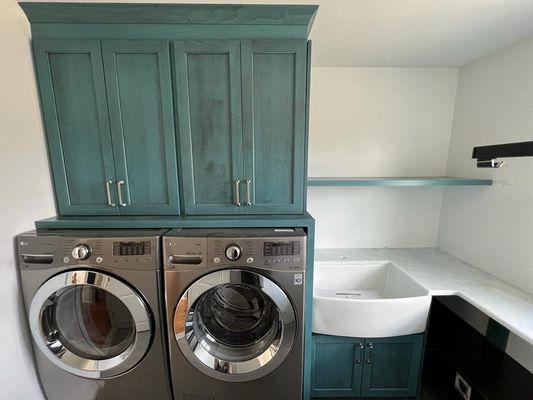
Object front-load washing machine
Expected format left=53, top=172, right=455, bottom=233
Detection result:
left=17, top=229, right=172, bottom=400
left=163, top=228, right=307, bottom=400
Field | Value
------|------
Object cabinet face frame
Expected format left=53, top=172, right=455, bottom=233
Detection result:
left=241, top=40, right=307, bottom=215
left=33, top=39, right=119, bottom=215
left=172, top=40, right=245, bottom=215
left=102, top=40, right=180, bottom=215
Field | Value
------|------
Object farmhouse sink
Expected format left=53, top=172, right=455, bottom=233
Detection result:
left=313, top=261, right=431, bottom=338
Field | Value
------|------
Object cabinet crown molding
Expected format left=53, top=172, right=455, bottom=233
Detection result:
left=19, top=2, right=319, bottom=39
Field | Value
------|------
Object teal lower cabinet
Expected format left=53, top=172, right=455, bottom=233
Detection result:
left=311, top=335, right=364, bottom=397
left=311, top=333, right=424, bottom=398
left=361, top=335, right=424, bottom=397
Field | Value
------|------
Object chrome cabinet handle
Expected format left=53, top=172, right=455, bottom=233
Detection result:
left=355, top=342, right=364, bottom=364
left=117, top=180, right=127, bottom=207
left=234, top=179, right=241, bottom=206
left=366, top=343, right=373, bottom=364
left=105, top=180, right=116, bottom=207
left=245, top=179, right=252, bottom=206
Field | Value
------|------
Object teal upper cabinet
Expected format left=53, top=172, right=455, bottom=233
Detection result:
left=34, top=39, right=180, bottom=216
left=242, top=40, right=307, bottom=214
left=21, top=3, right=318, bottom=217
left=174, top=40, right=307, bottom=215
left=102, top=40, right=180, bottom=215
left=173, top=41, right=244, bottom=215
left=33, top=39, right=119, bottom=215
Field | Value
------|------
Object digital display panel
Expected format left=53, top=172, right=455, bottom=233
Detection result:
left=264, top=241, right=300, bottom=256
left=113, top=241, right=151, bottom=256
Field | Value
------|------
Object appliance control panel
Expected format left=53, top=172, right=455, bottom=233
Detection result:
left=18, top=231, right=162, bottom=270
left=164, top=228, right=306, bottom=271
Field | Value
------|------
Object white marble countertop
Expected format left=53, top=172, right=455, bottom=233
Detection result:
left=315, top=248, right=533, bottom=346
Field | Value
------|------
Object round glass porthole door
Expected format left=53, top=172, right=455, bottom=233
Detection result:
left=29, top=270, right=152, bottom=379
left=174, top=269, right=296, bottom=382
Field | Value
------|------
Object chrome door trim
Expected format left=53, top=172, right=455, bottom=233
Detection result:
left=29, top=270, right=152, bottom=379
left=174, top=269, right=296, bottom=382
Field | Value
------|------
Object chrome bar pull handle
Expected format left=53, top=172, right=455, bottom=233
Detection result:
left=117, top=180, right=127, bottom=207
left=355, top=342, right=364, bottom=364
left=245, top=179, right=252, bottom=206
left=366, top=343, right=373, bottom=364
left=234, top=179, right=241, bottom=206
left=105, top=180, right=116, bottom=207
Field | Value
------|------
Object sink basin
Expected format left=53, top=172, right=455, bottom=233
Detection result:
left=313, top=261, right=431, bottom=338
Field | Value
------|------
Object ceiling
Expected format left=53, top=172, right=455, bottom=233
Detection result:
left=16, top=0, right=533, bottom=67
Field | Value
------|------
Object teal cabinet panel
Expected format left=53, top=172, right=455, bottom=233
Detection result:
left=173, top=40, right=244, bottom=215
left=361, top=334, right=424, bottom=398
left=311, top=335, right=364, bottom=397
left=241, top=40, right=307, bottom=214
left=311, top=334, right=424, bottom=398
left=33, top=39, right=119, bottom=215
left=102, top=40, right=180, bottom=215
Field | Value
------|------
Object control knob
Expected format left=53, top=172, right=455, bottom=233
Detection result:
left=72, top=244, right=91, bottom=261
left=225, top=244, right=242, bottom=261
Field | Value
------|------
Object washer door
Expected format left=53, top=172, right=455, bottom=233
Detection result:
left=174, top=269, right=296, bottom=382
left=29, top=270, right=152, bottom=379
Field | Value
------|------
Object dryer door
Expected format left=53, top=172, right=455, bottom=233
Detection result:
left=29, top=270, right=152, bottom=378
left=174, top=269, right=296, bottom=382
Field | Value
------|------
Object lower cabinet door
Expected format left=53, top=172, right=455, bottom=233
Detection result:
left=361, top=334, right=424, bottom=398
left=311, top=335, right=364, bottom=397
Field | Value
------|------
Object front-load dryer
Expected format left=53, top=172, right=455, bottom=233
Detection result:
left=163, top=228, right=307, bottom=400
left=17, top=229, right=172, bottom=400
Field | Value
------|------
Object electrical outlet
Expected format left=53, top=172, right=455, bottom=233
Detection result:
left=455, top=372, right=472, bottom=400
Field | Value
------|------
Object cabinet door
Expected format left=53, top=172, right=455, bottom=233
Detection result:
left=241, top=40, right=307, bottom=214
left=173, top=40, right=244, bottom=215
left=102, top=40, right=180, bottom=215
left=311, top=335, right=364, bottom=397
left=33, top=39, right=118, bottom=215
left=361, top=334, right=424, bottom=397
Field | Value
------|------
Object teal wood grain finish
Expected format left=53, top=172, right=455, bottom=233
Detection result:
left=361, top=335, right=424, bottom=398
left=21, top=3, right=318, bottom=26
left=102, top=40, right=180, bottom=215
left=173, top=40, right=244, bottom=215
left=34, top=212, right=315, bottom=229
left=20, top=3, right=319, bottom=41
left=311, top=335, right=364, bottom=397
left=241, top=40, right=307, bottom=214
left=307, top=177, right=494, bottom=187
left=32, top=39, right=118, bottom=215
left=30, top=24, right=311, bottom=41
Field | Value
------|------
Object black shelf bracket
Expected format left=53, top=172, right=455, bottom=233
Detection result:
left=472, top=140, right=533, bottom=168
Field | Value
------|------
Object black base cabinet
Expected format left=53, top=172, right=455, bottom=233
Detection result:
left=311, top=333, right=424, bottom=398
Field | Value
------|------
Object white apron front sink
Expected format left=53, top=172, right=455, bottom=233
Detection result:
left=313, top=261, right=431, bottom=338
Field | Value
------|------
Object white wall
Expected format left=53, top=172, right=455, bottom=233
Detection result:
left=437, top=35, right=533, bottom=296
left=0, top=1, right=54, bottom=399
left=308, top=67, right=458, bottom=248
left=437, top=34, right=533, bottom=373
